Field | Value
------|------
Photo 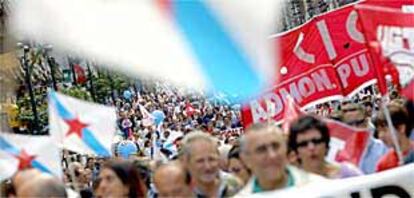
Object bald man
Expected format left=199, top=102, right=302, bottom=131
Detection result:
left=153, top=162, right=193, bottom=197
left=17, top=173, right=67, bottom=197
left=12, top=169, right=42, bottom=193
left=237, top=123, right=324, bottom=196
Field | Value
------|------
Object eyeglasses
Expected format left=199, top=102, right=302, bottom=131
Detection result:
left=345, top=118, right=366, bottom=127
left=296, top=137, right=325, bottom=148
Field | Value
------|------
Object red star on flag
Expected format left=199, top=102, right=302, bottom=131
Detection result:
left=14, top=149, right=37, bottom=170
left=64, top=117, right=89, bottom=138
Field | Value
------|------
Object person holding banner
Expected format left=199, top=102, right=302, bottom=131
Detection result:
left=288, top=115, right=363, bottom=179
left=375, top=102, right=414, bottom=172
left=236, top=123, right=324, bottom=196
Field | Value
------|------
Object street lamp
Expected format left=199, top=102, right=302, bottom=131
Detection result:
left=17, top=42, right=40, bottom=134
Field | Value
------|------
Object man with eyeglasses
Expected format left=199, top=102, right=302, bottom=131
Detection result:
left=236, top=123, right=323, bottom=196
left=341, top=103, right=388, bottom=174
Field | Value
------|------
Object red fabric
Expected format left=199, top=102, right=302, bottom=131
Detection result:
left=325, top=118, right=370, bottom=166
left=242, top=4, right=382, bottom=127
left=376, top=149, right=399, bottom=172
left=376, top=142, right=414, bottom=172
left=185, top=102, right=195, bottom=117
left=357, top=4, right=414, bottom=96
left=281, top=96, right=304, bottom=134
left=74, top=64, right=87, bottom=84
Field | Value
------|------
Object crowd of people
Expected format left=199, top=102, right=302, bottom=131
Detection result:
left=1, top=81, right=414, bottom=197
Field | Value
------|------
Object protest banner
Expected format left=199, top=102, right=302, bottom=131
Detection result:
left=252, top=164, right=414, bottom=198
left=357, top=4, right=414, bottom=99
left=241, top=3, right=384, bottom=128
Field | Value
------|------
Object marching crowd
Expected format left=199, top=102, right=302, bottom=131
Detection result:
left=1, top=82, right=414, bottom=198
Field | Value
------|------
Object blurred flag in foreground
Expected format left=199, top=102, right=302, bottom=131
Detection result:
left=11, top=0, right=280, bottom=101
left=0, top=133, right=62, bottom=181
left=48, top=91, right=116, bottom=156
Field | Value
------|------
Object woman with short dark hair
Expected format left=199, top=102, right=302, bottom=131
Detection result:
left=288, top=115, right=363, bottom=179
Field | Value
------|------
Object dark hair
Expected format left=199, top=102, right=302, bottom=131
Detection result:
left=228, top=146, right=241, bottom=160
left=288, top=115, right=330, bottom=153
left=377, top=103, right=412, bottom=137
left=227, top=146, right=251, bottom=174
left=103, top=160, right=146, bottom=198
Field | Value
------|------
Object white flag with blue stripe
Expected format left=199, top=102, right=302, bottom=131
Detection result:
left=11, top=0, right=280, bottom=100
left=48, top=91, right=116, bottom=157
left=0, top=133, right=62, bottom=181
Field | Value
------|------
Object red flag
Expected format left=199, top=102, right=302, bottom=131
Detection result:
left=281, top=95, right=304, bottom=135
left=241, top=19, right=343, bottom=127
left=312, top=4, right=379, bottom=96
left=323, top=118, right=370, bottom=166
left=356, top=4, right=414, bottom=98
left=74, top=64, right=87, bottom=84
left=361, top=0, right=414, bottom=9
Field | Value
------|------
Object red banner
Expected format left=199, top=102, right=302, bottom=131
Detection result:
left=242, top=20, right=343, bottom=126
left=242, top=4, right=379, bottom=127
left=315, top=4, right=378, bottom=95
left=357, top=4, right=414, bottom=100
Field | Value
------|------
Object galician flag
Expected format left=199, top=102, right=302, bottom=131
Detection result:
left=48, top=91, right=116, bottom=156
left=0, top=133, right=62, bottom=181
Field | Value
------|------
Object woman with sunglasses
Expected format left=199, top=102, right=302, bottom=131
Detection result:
left=288, top=115, right=363, bottom=179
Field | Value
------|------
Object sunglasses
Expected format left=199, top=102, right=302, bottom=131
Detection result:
left=296, top=137, right=325, bottom=148
left=346, top=118, right=365, bottom=126
left=230, top=167, right=241, bottom=173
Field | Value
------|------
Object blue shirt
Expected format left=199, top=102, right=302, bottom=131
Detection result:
left=359, top=136, right=388, bottom=174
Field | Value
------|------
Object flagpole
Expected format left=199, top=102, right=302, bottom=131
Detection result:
left=86, top=61, right=96, bottom=102
left=68, top=56, right=77, bottom=86
left=381, top=97, right=404, bottom=166
left=18, top=43, right=40, bottom=134
left=44, top=45, right=58, bottom=91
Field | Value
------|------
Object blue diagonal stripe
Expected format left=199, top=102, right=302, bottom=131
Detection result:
left=49, top=91, right=111, bottom=157
left=83, top=128, right=111, bottom=157
left=0, top=136, right=20, bottom=156
left=32, top=160, right=52, bottom=174
left=172, top=1, right=263, bottom=99
left=49, top=92, right=74, bottom=120
left=0, top=136, right=53, bottom=174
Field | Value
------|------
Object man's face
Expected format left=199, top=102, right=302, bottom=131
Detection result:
left=295, top=129, right=327, bottom=168
left=242, top=131, right=287, bottom=182
left=154, top=168, right=192, bottom=197
left=186, top=140, right=220, bottom=183
left=342, top=109, right=367, bottom=129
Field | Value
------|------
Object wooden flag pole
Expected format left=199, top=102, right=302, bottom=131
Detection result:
left=381, top=96, right=404, bottom=166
